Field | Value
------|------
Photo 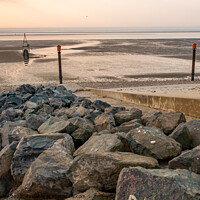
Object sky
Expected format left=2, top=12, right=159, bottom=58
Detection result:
left=1, top=0, right=200, bottom=28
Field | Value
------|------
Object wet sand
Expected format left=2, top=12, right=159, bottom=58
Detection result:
left=0, top=38, right=200, bottom=92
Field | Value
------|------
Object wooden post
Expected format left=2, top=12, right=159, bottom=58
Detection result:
left=57, top=45, right=63, bottom=84
left=191, top=43, right=197, bottom=81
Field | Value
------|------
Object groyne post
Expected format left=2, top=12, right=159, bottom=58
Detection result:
left=191, top=43, right=197, bottom=81
left=57, top=45, right=63, bottom=84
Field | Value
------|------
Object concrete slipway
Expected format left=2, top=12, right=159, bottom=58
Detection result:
left=88, top=84, right=200, bottom=118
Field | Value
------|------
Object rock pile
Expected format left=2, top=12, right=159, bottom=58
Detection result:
left=0, top=84, right=199, bottom=200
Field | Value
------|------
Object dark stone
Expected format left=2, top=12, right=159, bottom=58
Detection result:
left=94, top=113, right=115, bottom=132
left=38, top=117, right=76, bottom=134
left=11, top=133, right=65, bottom=184
left=184, top=120, right=200, bottom=148
left=114, top=108, right=142, bottom=126
left=92, top=100, right=111, bottom=111
left=0, top=142, right=18, bottom=178
left=16, top=138, right=73, bottom=199
left=142, top=111, right=186, bottom=135
left=69, top=117, right=94, bottom=147
left=68, top=152, right=158, bottom=194
left=169, top=123, right=192, bottom=150
left=0, top=179, right=11, bottom=197
left=0, top=107, right=23, bottom=121
left=16, top=84, right=36, bottom=94
left=0, top=120, right=27, bottom=148
left=26, top=114, right=47, bottom=130
left=73, top=131, right=125, bottom=157
left=115, top=167, right=200, bottom=200
left=8, top=126, right=38, bottom=143
left=5, top=96, right=23, bottom=107
left=126, top=126, right=182, bottom=159
left=169, top=145, right=200, bottom=174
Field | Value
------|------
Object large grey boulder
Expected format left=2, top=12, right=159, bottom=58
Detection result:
left=73, top=131, right=124, bottom=157
left=114, top=108, right=142, bottom=126
left=169, top=145, right=200, bottom=174
left=0, top=120, right=26, bottom=148
left=0, top=142, right=18, bottom=177
left=94, top=113, right=115, bottom=132
left=16, top=138, right=73, bottom=199
left=169, top=123, right=192, bottom=150
left=8, top=126, right=38, bottom=143
left=126, top=126, right=182, bottom=159
left=38, top=116, right=76, bottom=134
left=26, top=114, right=46, bottom=130
left=68, top=117, right=94, bottom=146
left=184, top=120, right=200, bottom=147
left=65, top=188, right=115, bottom=200
left=11, top=133, right=65, bottom=184
left=68, top=152, right=158, bottom=194
left=115, top=167, right=200, bottom=200
left=142, top=111, right=186, bottom=135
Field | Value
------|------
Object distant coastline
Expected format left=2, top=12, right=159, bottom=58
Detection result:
left=1, top=27, right=200, bottom=33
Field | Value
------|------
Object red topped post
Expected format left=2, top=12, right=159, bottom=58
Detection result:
left=191, top=43, right=197, bottom=81
left=57, top=45, right=62, bottom=84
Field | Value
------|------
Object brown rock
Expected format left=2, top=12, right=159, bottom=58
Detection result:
left=126, top=126, right=182, bottom=159
left=116, top=167, right=200, bottom=200
left=169, top=145, right=200, bottom=174
left=68, top=152, right=158, bottom=194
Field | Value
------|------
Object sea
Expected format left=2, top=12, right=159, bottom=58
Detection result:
left=1, top=27, right=200, bottom=40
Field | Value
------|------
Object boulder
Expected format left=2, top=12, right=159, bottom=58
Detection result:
left=84, top=110, right=102, bottom=123
left=0, top=142, right=18, bottom=177
left=104, top=106, right=126, bottom=115
left=115, top=167, right=200, bottom=200
left=11, top=133, right=65, bottom=184
left=73, top=131, right=125, bottom=157
left=26, top=114, right=47, bottom=130
left=111, top=119, right=142, bottom=133
left=92, top=100, right=111, bottom=111
left=169, top=145, right=200, bottom=174
left=5, top=96, right=23, bottom=107
left=65, top=188, right=115, bottom=200
left=71, top=106, right=90, bottom=118
left=38, top=116, right=76, bottom=134
left=0, top=179, right=11, bottom=197
left=0, top=107, right=23, bottom=121
left=68, top=152, right=158, bottom=194
left=68, top=117, right=94, bottom=147
left=114, top=108, right=142, bottom=126
left=16, top=84, right=36, bottom=94
left=142, top=110, right=162, bottom=126
left=126, top=126, right=182, bottom=159
left=0, top=120, right=26, bottom=148
left=36, top=104, right=54, bottom=115
left=184, top=120, right=200, bottom=147
left=169, top=123, right=192, bottom=150
left=94, top=113, right=115, bottom=132
left=143, top=111, right=186, bottom=135
left=16, top=138, right=73, bottom=199
left=55, top=108, right=69, bottom=121
left=8, top=126, right=38, bottom=143
left=24, top=101, right=38, bottom=110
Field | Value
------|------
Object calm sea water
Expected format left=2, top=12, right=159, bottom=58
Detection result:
left=1, top=27, right=200, bottom=40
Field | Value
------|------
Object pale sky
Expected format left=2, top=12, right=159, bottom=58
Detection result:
left=1, top=0, right=200, bottom=28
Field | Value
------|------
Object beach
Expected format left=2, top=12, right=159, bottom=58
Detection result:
left=0, top=37, right=200, bottom=92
